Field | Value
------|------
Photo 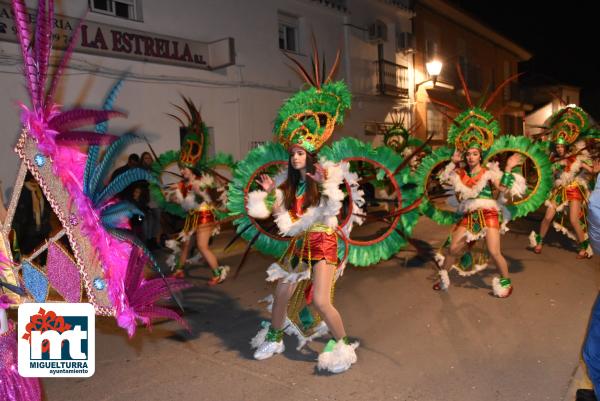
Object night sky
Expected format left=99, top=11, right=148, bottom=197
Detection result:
left=448, top=1, right=600, bottom=119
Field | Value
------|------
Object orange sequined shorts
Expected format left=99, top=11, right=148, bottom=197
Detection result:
left=183, top=209, right=215, bottom=233
left=293, top=231, right=339, bottom=265
left=565, top=185, right=584, bottom=202
left=549, top=184, right=586, bottom=206
left=457, top=208, right=500, bottom=233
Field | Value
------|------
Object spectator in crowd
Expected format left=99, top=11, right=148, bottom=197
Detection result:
left=109, top=153, right=140, bottom=200
left=111, top=153, right=140, bottom=181
left=139, top=152, right=162, bottom=249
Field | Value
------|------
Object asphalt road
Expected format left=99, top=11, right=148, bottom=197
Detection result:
left=42, top=215, right=599, bottom=401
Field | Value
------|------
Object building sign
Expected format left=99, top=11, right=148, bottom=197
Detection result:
left=0, top=1, right=235, bottom=70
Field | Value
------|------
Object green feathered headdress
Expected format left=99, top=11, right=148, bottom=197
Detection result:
left=429, top=64, right=521, bottom=153
left=547, top=105, right=590, bottom=146
left=167, top=96, right=210, bottom=173
left=274, top=36, right=351, bottom=153
left=447, top=107, right=499, bottom=152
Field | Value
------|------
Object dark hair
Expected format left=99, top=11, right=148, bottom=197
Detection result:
left=280, top=151, right=321, bottom=210
left=128, top=153, right=140, bottom=163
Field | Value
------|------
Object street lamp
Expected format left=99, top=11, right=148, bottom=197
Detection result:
left=415, top=59, right=443, bottom=92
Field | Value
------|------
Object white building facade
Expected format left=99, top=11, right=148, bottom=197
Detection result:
left=0, top=0, right=415, bottom=191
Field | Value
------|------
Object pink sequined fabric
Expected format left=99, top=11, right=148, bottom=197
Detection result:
left=0, top=321, right=41, bottom=401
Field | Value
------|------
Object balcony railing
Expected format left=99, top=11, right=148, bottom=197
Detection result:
left=310, top=0, right=348, bottom=12
left=375, top=59, right=409, bottom=98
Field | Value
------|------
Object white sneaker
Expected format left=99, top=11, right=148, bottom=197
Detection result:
left=253, top=340, right=284, bottom=360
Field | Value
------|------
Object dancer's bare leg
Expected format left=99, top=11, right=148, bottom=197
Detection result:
left=196, top=225, right=219, bottom=270
left=485, top=228, right=509, bottom=278
left=569, top=200, right=588, bottom=256
left=271, top=280, right=298, bottom=330
left=535, top=204, right=556, bottom=252
left=312, top=260, right=346, bottom=340
left=440, top=226, right=469, bottom=272
left=178, top=236, right=193, bottom=267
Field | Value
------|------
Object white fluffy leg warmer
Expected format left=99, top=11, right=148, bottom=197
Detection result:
left=250, top=323, right=270, bottom=349
left=492, top=277, right=513, bottom=298
left=317, top=340, right=359, bottom=374
left=437, top=270, right=450, bottom=291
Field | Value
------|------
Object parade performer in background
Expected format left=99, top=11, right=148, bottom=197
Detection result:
left=433, top=136, right=524, bottom=297
left=414, top=67, right=553, bottom=297
left=152, top=98, right=232, bottom=284
left=530, top=105, right=598, bottom=258
left=382, top=113, right=430, bottom=173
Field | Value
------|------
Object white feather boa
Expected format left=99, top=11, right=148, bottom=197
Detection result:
left=247, top=161, right=364, bottom=238
left=274, top=160, right=345, bottom=236
left=553, top=152, right=591, bottom=188
left=440, top=162, right=525, bottom=201
left=438, top=162, right=522, bottom=240
left=435, top=253, right=488, bottom=276
left=265, top=262, right=311, bottom=283
left=168, top=173, right=216, bottom=212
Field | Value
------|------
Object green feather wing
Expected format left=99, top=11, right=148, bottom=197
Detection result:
left=413, top=146, right=458, bottom=226
left=149, top=150, right=187, bottom=218
left=321, top=137, right=420, bottom=267
left=483, top=135, right=553, bottom=219
left=227, top=142, right=291, bottom=258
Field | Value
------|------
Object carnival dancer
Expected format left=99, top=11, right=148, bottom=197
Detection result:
left=241, top=45, right=363, bottom=373
left=226, top=36, right=423, bottom=372
left=162, top=99, right=230, bottom=284
left=433, top=143, right=525, bottom=297
left=415, top=67, right=552, bottom=297
left=530, top=105, right=597, bottom=258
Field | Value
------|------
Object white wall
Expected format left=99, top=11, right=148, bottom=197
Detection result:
left=524, top=102, right=553, bottom=137
left=0, top=0, right=413, bottom=198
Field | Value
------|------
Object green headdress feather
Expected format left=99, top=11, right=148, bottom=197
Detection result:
left=167, top=96, right=210, bottom=172
left=274, top=35, right=351, bottom=153
left=548, top=105, right=590, bottom=145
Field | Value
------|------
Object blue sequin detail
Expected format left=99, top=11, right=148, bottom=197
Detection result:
left=34, top=153, right=46, bottom=167
left=22, top=262, right=49, bottom=302
left=93, top=277, right=106, bottom=291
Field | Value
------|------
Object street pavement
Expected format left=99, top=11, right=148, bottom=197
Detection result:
left=42, top=215, right=599, bottom=401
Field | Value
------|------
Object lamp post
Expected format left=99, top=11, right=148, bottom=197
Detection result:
left=415, top=59, right=443, bottom=92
